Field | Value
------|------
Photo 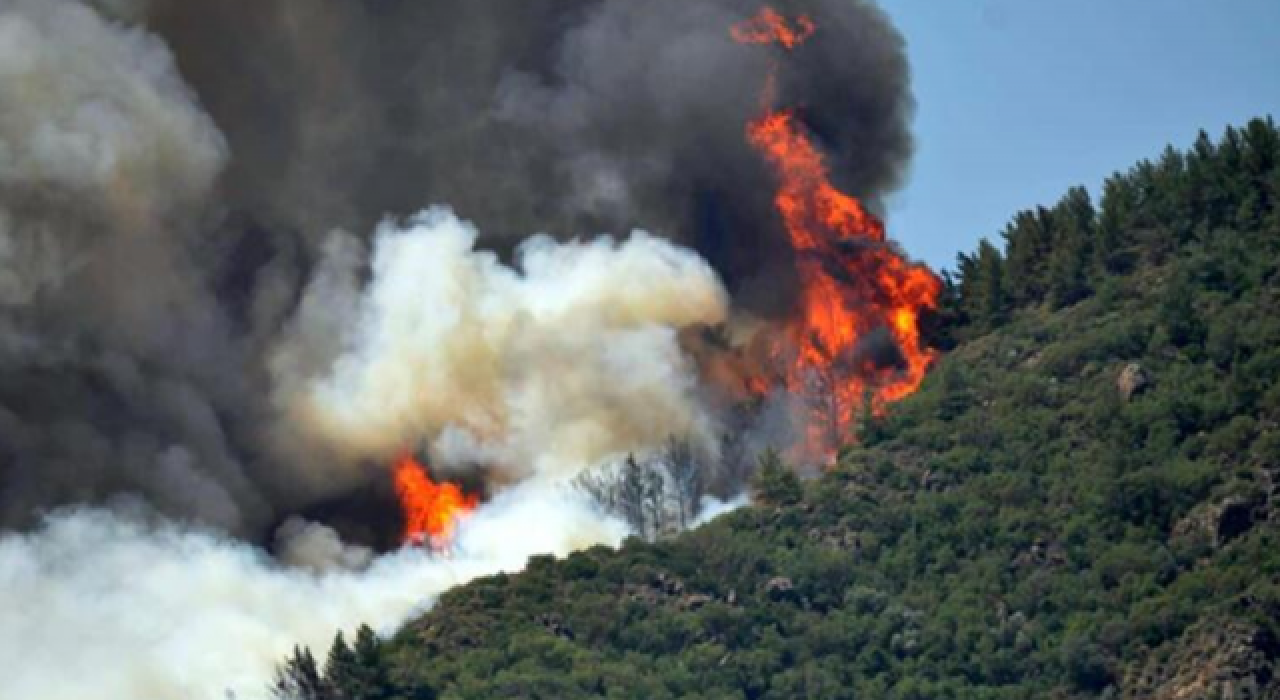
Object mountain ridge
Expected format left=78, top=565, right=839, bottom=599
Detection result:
left=273, top=116, right=1280, bottom=700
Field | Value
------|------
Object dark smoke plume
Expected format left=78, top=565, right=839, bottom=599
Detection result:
left=142, top=0, right=912, bottom=299
left=0, top=0, right=912, bottom=536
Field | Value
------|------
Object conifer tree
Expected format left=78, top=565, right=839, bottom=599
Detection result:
left=271, top=646, right=329, bottom=700
left=1047, top=187, right=1096, bottom=308
left=753, top=450, right=801, bottom=506
left=1001, top=209, right=1054, bottom=304
left=970, top=240, right=1008, bottom=328
left=1096, top=174, right=1135, bottom=275
left=324, top=632, right=359, bottom=699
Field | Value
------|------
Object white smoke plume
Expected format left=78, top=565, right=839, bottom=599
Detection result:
left=270, top=207, right=730, bottom=489
left=0, top=489, right=629, bottom=700
left=0, top=6, right=738, bottom=689
left=0, top=1, right=793, bottom=698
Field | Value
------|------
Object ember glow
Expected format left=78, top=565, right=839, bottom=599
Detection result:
left=730, top=7, right=816, bottom=50
left=393, top=455, right=479, bottom=548
left=734, top=8, right=942, bottom=458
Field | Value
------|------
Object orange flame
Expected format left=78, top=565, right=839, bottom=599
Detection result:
left=730, top=7, right=815, bottom=50
left=733, top=8, right=941, bottom=459
left=393, top=455, right=478, bottom=548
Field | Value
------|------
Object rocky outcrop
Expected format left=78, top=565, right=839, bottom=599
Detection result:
left=1173, top=495, right=1266, bottom=550
left=537, top=613, right=575, bottom=641
left=764, top=576, right=799, bottom=603
left=1011, top=537, right=1068, bottom=570
left=1125, top=618, right=1279, bottom=700
left=622, top=571, right=729, bottom=610
left=807, top=525, right=864, bottom=554
left=1118, top=363, right=1151, bottom=400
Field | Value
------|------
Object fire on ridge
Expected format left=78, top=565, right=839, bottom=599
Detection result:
left=393, top=455, right=478, bottom=550
left=733, top=7, right=942, bottom=459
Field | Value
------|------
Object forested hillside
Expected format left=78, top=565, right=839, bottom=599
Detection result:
left=275, top=117, right=1280, bottom=699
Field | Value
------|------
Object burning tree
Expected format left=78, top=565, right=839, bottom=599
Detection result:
left=393, top=455, right=478, bottom=550
left=734, top=8, right=942, bottom=459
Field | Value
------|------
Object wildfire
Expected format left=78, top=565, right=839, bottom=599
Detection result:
left=393, top=455, right=478, bottom=549
left=733, top=8, right=941, bottom=458
left=730, top=7, right=816, bottom=50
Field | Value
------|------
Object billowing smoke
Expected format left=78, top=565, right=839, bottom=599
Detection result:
left=0, top=0, right=915, bottom=696
left=0, top=0, right=912, bottom=534
left=136, top=0, right=911, bottom=308
left=0, top=0, right=265, bottom=532
left=0, top=492, right=627, bottom=700
left=270, top=208, right=727, bottom=490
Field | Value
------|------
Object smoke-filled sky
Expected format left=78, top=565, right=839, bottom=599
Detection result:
left=2, top=1, right=1269, bottom=697
left=0, top=0, right=912, bottom=537
left=0, top=1, right=919, bottom=696
left=883, top=0, right=1280, bottom=270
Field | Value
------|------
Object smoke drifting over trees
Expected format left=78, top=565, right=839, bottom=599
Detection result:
left=0, top=1, right=915, bottom=696
left=0, top=0, right=913, bottom=535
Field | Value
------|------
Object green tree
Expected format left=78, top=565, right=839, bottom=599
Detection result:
left=752, top=450, right=801, bottom=506
left=322, top=627, right=400, bottom=700
left=963, top=239, right=1009, bottom=329
left=271, top=646, right=329, bottom=700
left=1096, top=174, right=1136, bottom=274
left=1047, top=186, right=1097, bottom=308
left=1160, top=262, right=1205, bottom=349
left=1002, top=208, right=1054, bottom=304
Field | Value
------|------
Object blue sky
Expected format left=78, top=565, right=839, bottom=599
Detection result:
left=877, top=0, right=1280, bottom=271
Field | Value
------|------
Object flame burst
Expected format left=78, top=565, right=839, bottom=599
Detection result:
left=393, top=455, right=478, bottom=548
left=734, top=8, right=941, bottom=459
left=730, top=7, right=816, bottom=49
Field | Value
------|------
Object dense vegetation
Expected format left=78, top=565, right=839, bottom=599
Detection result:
left=275, top=117, right=1280, bottom=699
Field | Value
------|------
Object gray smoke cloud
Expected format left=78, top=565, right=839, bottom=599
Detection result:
left=0, top=0, right=270, bottom=532
left=0, top=0, right=912, bottom=534
left=139, top=0, right=912, bottom=299
left=0, top=0, right=914, bottom=696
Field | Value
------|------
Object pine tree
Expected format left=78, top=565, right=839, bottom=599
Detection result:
left=1187, top=129, right=1223, bottom=230
left=1047, top=186, right=1096, bottom=308
left=1001, top=209, right=1054, bottom=304
left=271, top=646, right=329, bottom=700
left=324, top=632, right=358, bottom=700
left=752, top=450, right=801, bottom=506
left=927, top=269, right=965, bottom=349
left=350, top=625, right=396, bottom=700
left=1153, top=145, right=1192, bottom=243
left=1236, top=118, right=1279, bottom=229
left=1096, top=174, right=1135, bottom=275
left=968, top=239, right=1008, bottom=329
left=1160, top=262, right=1204, bottom=349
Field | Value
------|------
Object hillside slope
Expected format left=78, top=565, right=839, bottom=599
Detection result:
left=276, top=118, right=1280, bottom=699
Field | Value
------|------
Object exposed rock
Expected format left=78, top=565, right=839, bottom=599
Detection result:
left=808, top=526, right=864, bottom=554
left=1118, top=363, right=1151, bottom=400
left=1125, top=618, right=1279, bottom=699
left=679, top=593, right=714, bottom=610
left=1172, top=495, right=1264, bottom=550
left=1022, top=350, right=1045, bottom=370
left=765, top=576, right=799, bottom=602
left=765, top=576, right=794, bottom=593
left=921, top=468, right=952, bottom=492
left=623, top=572, right=728, bottom=610
left=1011, top=537, right=1068, bottom=570
left=537, top=613, right=575, bottom=641
left=654, top=572, right=685, bottom=596
left=623, top=583, right=662, bottom=605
